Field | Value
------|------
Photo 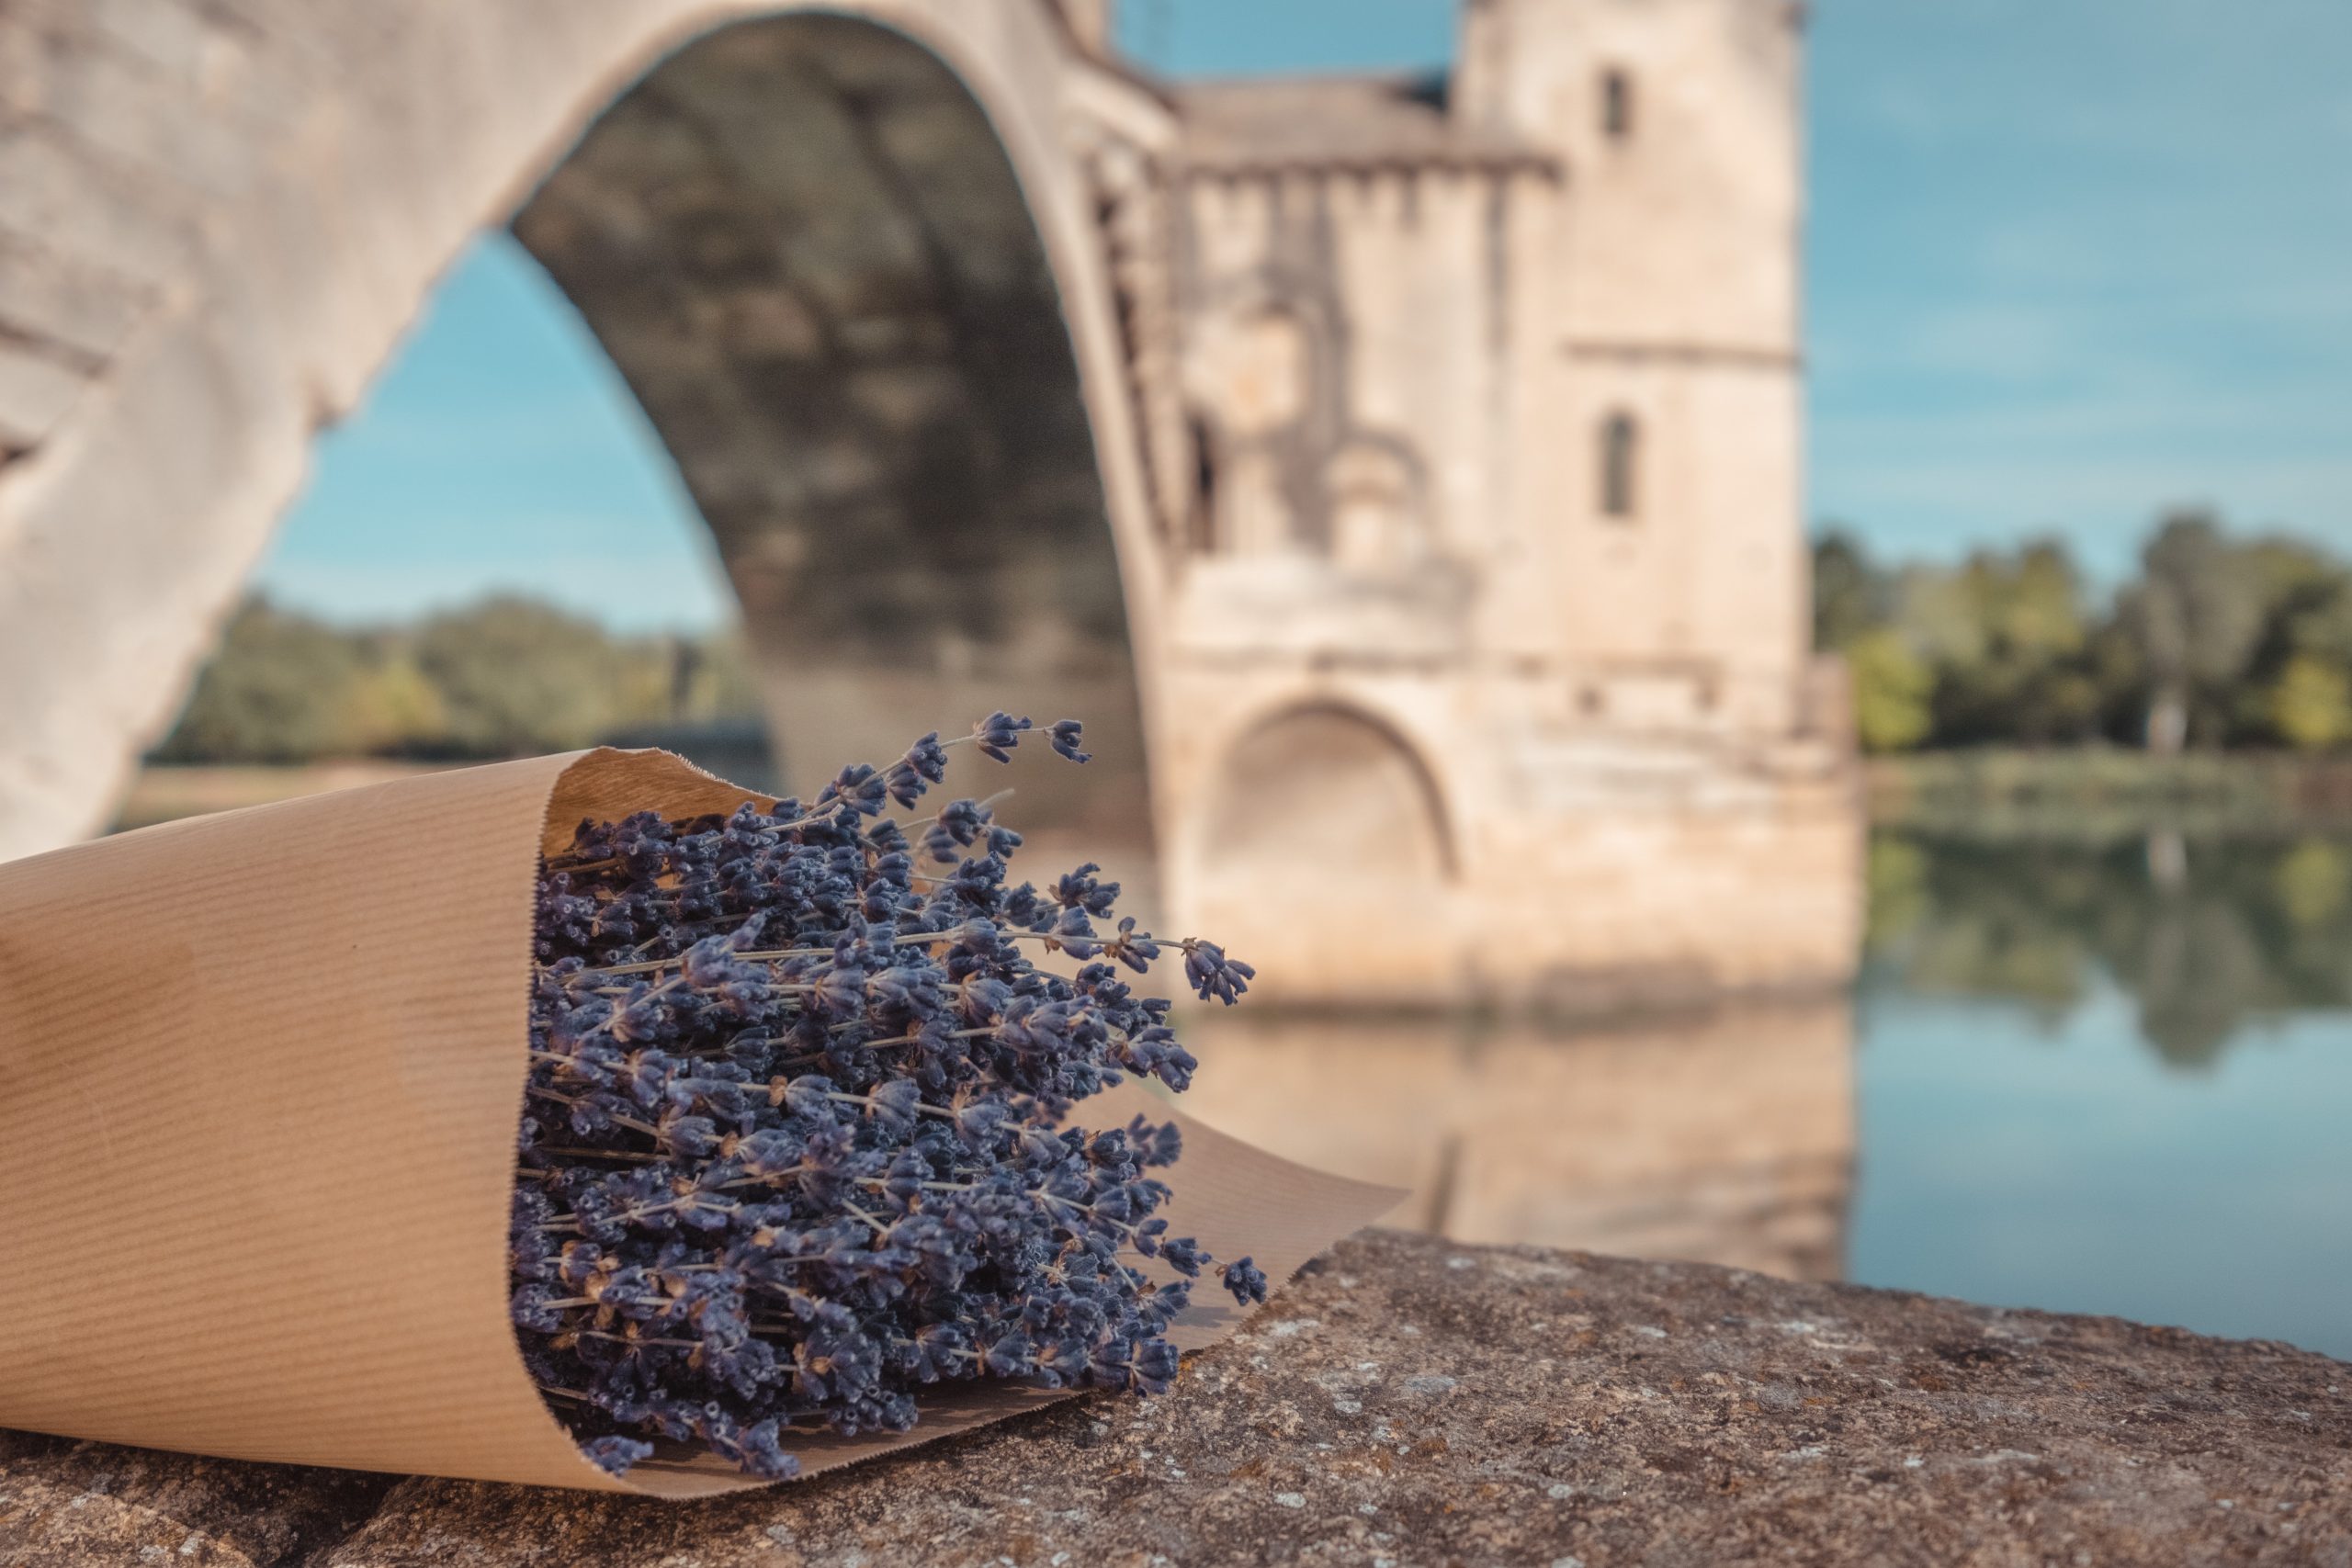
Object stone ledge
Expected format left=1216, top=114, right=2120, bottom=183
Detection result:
left=1, top=1230, right=2346, bottom=1565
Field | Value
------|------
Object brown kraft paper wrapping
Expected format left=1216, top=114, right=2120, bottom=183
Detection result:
left=0, top=749, right=1400, bottom=1497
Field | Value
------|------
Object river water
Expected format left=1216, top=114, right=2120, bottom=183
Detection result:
left=1179, top=829, right=2352, bottom=1361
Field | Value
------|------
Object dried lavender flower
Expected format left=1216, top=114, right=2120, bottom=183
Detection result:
left=512, top=715, right=1261, bottom=1481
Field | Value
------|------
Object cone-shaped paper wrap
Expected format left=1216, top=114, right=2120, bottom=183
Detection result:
left=0, top=749, right=1398, bottom=1496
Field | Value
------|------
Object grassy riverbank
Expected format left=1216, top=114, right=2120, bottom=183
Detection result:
left=1867, top=748, right=2352, bottom=839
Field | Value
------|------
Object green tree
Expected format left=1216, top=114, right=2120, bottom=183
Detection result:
left=153, top=593, right=770, bottom=763
left=1811, top=528, right=1890, bottom=652
left=153, top=599, right=373, bottom=762
left=2119, top=512, right=2269, bottom=752
left=2268, top=654, right=2352, bottom=750
left=682, top=628, right=768, bottom=723
left=2281, top=576, right=2352, bottom=668
left=342, top=657, right=449, bottom=753
left=413, top=596, right=666, bottom=754
left=1848, top=626, right=1934, bottom=752
left=1917, top=540, right=2098, bottom=744
left=1811, top=510, right=2352, bottom=753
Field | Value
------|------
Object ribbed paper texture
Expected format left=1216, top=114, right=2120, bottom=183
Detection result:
left=0, top=749, right=1397, bottom=1496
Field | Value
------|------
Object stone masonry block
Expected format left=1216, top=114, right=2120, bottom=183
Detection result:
left=0, top=236, right=151, bottom=360
left=0, top=341, right=92, bottom=447
left=0, top=133, right=200, bottom=290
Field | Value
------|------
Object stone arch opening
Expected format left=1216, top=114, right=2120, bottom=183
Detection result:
left=0, top=4, right=1161, bottom=863
left=512, top=13, right=1148, bottom=838
left=1186, top=701, right=1462, bottom=1003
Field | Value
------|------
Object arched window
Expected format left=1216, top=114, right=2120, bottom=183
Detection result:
left=1600, top=69, right=1634, bottom=140
left=1186, top=412, right=1220, bottom=553
left=1600, top=411, right=1639, bottom=519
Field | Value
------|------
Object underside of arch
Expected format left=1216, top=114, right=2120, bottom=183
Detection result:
left=512, top=14, right=1148, bottom=835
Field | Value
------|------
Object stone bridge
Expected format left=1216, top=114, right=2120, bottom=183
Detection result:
left=0, top=0, right=1860, bottom=1006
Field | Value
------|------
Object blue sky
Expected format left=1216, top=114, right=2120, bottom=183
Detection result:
left=252, top=0, right=2352, bottom=629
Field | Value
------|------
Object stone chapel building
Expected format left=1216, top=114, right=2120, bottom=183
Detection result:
left=1076, top=0, right=1859, bottom=1005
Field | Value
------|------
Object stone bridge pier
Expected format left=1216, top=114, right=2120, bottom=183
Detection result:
left=0, top=0, right=1861, bottom=1008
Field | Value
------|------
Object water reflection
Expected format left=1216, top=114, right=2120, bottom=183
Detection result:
left=1174, top=827, right=2352, bottom=1359
left=1180, top=998, right=1855, bottom=1282
left=1867, top=829, right=2352, bottom=1068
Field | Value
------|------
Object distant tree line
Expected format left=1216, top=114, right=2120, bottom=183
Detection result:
left=152, top=594, right=764, bottom=763
left=1816, top=511, right=2352, bottom=754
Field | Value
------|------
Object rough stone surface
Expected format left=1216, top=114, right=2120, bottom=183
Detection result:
left=0, top=1427, right=391, bottom=1566
left=2, top=1230, right=2346, bottom=1566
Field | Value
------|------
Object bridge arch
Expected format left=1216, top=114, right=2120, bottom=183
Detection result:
left=0, top=0, right=1866, bottom=1010
left=1174, top=692, right=1468, bottom=1005
left=0, top=1, right=1170, bottom=860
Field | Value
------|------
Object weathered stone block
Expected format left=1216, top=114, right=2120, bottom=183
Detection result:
left=11, top=23, right=254, bottom=197
left=0, top=342, right=90, bottom=448
left=0, top=1432, right=393, bottom=1567
left=0, top=237, right=150, bottom=360
left=1, top=1232, right=2343, bottom=1564
left=0, top=134, right=198, bottom=291
left=83, top=0, right=219, bottom=85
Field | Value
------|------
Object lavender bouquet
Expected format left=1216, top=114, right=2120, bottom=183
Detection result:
left=513, top=715, right=1265, bottom=1481
left=0, top=727, right=1388, bottom=1495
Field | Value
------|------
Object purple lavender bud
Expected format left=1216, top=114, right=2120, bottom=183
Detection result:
left=1152, top=1039, right=1199, bottom=1093
left=865, top=1078, right=923, bottom=1133
left=1159, top=1236, right=1206, bottom=1279
left=1050, top=908, right=1101, bottom=960
left=554, top=1242, right=605, bottom=1292
left=1129, top=1337, right=1180, bottom=1394
left=510, top=1284, right=570, bottom=1333
left=656, top=1113, right=720, bottom=1161
left=1128, top=1115, right=1184, bottom=1168
left=1182, top=942, right=1256, bottom=1006
left=735, top=1128, right=803, bottom=1180
left=811, top=965, right=866, bottom=1021
left=971, top=711, right=1034, bottom=762
left=883, top=732, right=949, bottom=808
left=1222, top=1257, right=1270, bottom=1305
left=738, top=1420, right=801, bottom=1482
left=781, top=1073, right=838, bottom=1119
left=582, top=1436, right=655, bottom=1476
left=820, top=762, right=888, bottom=818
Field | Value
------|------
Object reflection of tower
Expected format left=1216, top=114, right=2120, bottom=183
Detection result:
left=1179, top=995, right=1856, bottom=1281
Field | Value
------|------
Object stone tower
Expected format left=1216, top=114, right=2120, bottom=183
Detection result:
left=1141, top=0, right=1852, bottom=1008
left=1456, top=0, right=1807, bottom=734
